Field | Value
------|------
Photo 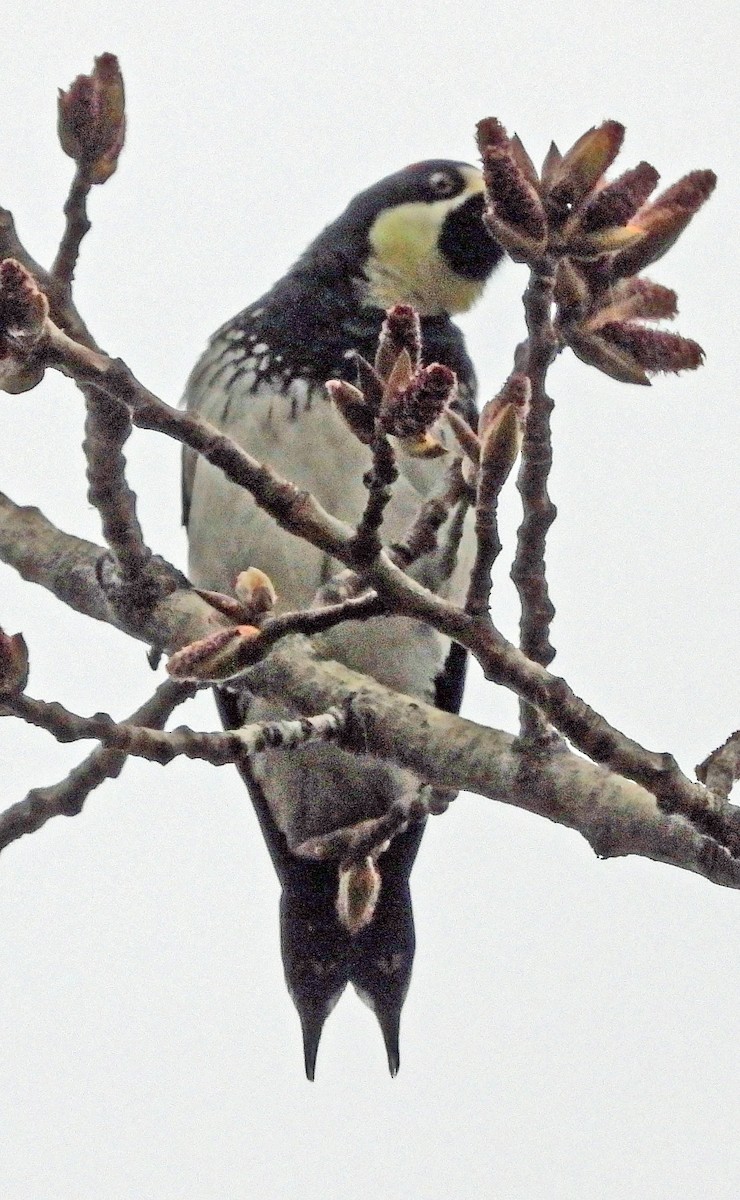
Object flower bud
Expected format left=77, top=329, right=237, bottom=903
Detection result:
left=563, top=326, right=651, bottom=385
left=585, top=278, right=678, bottom=329
left=234, top=567, right=277, bottom=617
left=611, top=170, right=717, bottom=277
left=375, top=305, right=421, bottom=377
left=326, top=378, right=377, bottom=444
left=477, top=118, right=547, bottom=263
left=548, top=121, right=625, bottom=210
left=580, top=162, right=660, bottom=232
left=167, top=625, right=263, bottom=682
left=57, top=53, right=126, bottom=183
left=597, top=322, right=704, bottom=374
left=379, top=362, right=456, bottom=440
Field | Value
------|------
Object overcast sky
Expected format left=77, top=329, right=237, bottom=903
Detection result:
left=1, top=3, right=738, bottom=1198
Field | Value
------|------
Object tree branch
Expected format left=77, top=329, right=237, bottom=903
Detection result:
left=0, top=491, right=228, bottom=652
left=3, top=384, right=737, bottom=861
left=351, top=434, right=398, bottom=564
left=245, top=640, right=740, bottom=888
left=465, top=374, right=529, bottom=617
left=50, top=167, right=92, bottom=289
left=511, top=267, right=559, bottom=740
left=0, top=679, right=195, bottom=852
left=4, top=690, right=346, bottom=774
left=2, top=630, right=739, bottom=890
left=0, top=254, right=734, bottom=854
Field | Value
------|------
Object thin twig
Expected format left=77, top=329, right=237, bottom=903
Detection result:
left=465, top=376, right=529, bottom=616
left=50, top=167, right=92, bottom=289
left=511, top=267, right=559, bottom=740
left=445, top=407, right=480, bottom=465
left=83, top=387, right=155, bottom=585
left=316, top=457, right=467, bottom=607
left=436, top=488, right=471, bottom=591
left=257, top=591, right=387, bottom=652
left=3, top=690, right=346, bottom=777
left=351, top=435, right=398, bottom=564
left=2, top=201, right=154, bottom=592
left=0, top=679, right=196, bottom=852
left=391, top=458, right=467, bottom=568
left=465, top=480, right=503, bottom=616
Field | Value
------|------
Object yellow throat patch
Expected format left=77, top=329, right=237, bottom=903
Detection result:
left=365, top=170, right=487, bottom=316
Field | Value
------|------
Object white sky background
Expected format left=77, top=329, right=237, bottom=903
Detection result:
left=0, top=2, right=738, bottom=1197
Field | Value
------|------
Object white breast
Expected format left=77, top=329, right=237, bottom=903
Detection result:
left=185, top=369, right=474, bottom=702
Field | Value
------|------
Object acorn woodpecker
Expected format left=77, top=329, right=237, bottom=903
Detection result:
left=182, top=160, right=503, bottom=1078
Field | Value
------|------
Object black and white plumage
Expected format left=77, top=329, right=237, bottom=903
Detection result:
left=182, top=160, right=503, bottom=1077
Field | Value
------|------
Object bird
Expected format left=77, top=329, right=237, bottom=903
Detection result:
left=181, top=159, right=503, bottom=1078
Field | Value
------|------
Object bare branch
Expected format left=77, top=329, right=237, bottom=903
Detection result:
left=697, top=731, right=740, bottom=800
left=82, top=387, right=155, bottom=587
left=244, top=638, right=740, bottom=889
left=351, top=434, right=398, bottom=564
left=50, top=168, right=92, bottom=288
left=465, top=374, right=529, bottom=617
left=0, top=679, right=195, bottom=852
left=511, top=267, right=559, bottom=740
left=390, top=458, right=468, bottom=569
left=3, top=466, right=735, bottom=858
left=266, top=592, right=386, bottom=638
left=3, top=689, right=346, bottom=770
left=445, top=407, right=480, bottom=465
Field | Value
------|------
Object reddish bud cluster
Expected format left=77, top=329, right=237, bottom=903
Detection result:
left=328, top=306, right=457, bottom=457
left=375, top=304, right=421, bottom=376
left=57, top=53, right=126, bottom=184
left=580, top=163, right=661, bottom=233
left=599, top=322, right=704, bottom=373
left=379, top=363, right=455, bottom=440
left=477, top=116, right=715, bottom=385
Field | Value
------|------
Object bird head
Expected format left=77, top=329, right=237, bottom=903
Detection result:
left=303, top=160, right=504, bottom=317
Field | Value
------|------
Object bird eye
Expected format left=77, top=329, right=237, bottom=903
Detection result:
left=427, top=170, right=457, bottom=198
